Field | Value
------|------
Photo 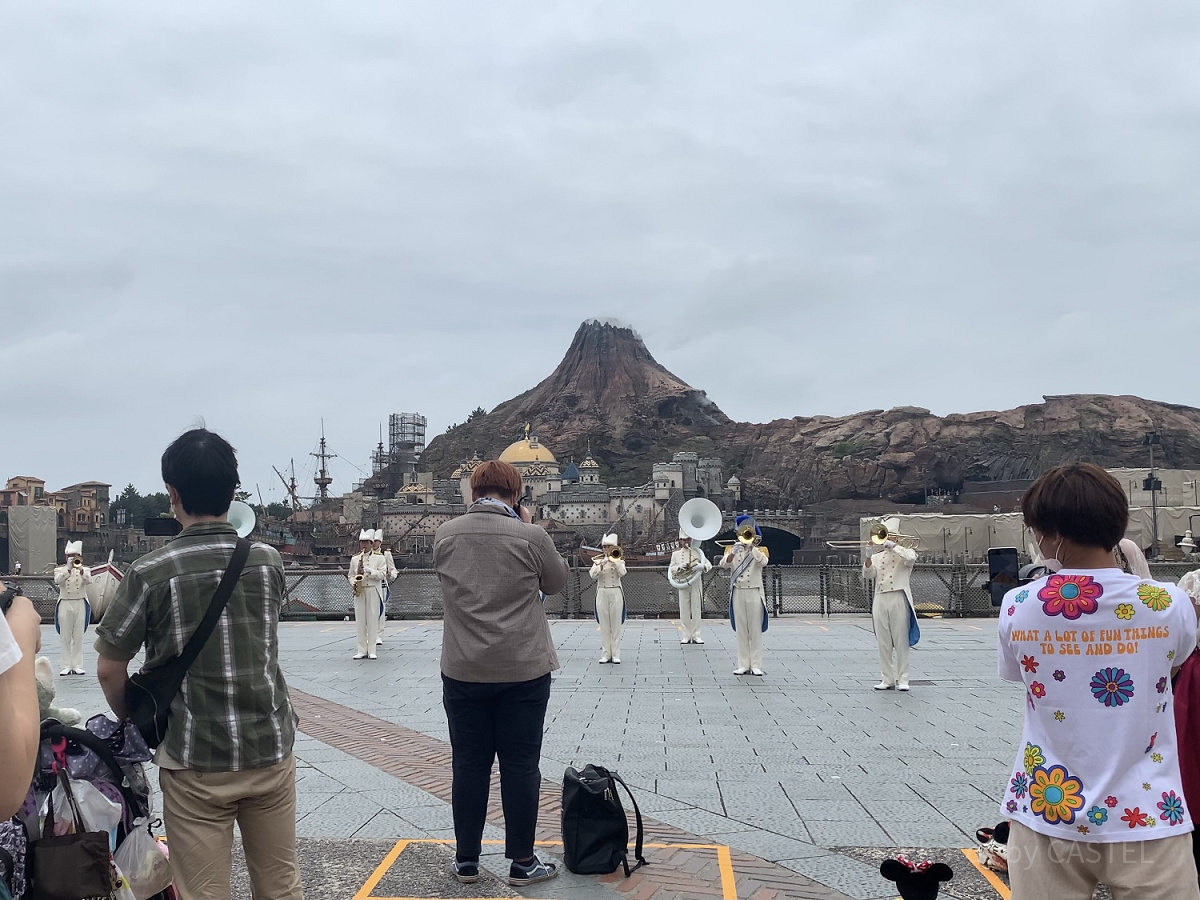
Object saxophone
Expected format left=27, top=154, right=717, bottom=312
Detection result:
left=352, top=555, right=364, bottom=597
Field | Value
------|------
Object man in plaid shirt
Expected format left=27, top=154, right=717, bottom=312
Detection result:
left=96, top=428, right=302, bottom=899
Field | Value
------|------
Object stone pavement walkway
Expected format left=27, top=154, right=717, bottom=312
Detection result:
left=48, top=616, right=1018, bottom=900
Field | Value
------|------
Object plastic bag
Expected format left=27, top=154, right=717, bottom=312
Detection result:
left=110, top=858, right=140, bottom=900
left=113, top=818, right=172, bottom=900
left=49, top=777, right=122, bottom=849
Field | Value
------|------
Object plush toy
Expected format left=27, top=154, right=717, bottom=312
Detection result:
left=880, top=856, right=953, bottom=900
left=34, top=656, right=82, bottom=725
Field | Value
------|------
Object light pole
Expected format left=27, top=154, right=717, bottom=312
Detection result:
left=1144, top=432, right=1163, bottom=558
left=1187, top=480, right=1199, bottom=507
left=963, top=526, right=973, bottom=562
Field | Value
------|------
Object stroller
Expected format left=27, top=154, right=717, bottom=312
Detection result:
left=2, top=717, right=174, bottom=900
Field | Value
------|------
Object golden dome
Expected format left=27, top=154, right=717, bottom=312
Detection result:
left=498, top=438, right=558, bottom=466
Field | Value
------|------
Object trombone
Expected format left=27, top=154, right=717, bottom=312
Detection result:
left=582, top=545, right=623, bottom=564
left=825, top=522, right=920, bottom=551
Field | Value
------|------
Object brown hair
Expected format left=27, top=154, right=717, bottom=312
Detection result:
left=469, top=460, right=523, bottom=503
left=1021, top=463, right=1128, bottom=551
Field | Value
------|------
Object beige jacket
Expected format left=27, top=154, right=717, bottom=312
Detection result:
left=434, top=504, right=568, bottom=683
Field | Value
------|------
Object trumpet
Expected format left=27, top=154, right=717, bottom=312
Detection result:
left=71, top=558, right=83, bottom=569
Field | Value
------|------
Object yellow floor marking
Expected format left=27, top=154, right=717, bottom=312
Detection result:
left=960, top=847, right=1010, bottom=899
left=716, top=844, right=738, bottom=900
left=969, top=624, right=983, bottom=631
left=356, top=839, right=739, bottom=900
left=354, top=839, right=409, bottom=899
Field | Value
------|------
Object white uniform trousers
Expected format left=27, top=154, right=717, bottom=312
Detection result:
left=58, top=598, right=88, bottom=672
left=354, top=587, right=382, bottom=656
left=377, top=590, right=387, bottom=642
left=676, top=582, right=703, bottom=642
left=596, top=587, right=624, bottom=660
left=732, top=588, right=764, bottom=671
left=873, top=589, right=910, bottom=687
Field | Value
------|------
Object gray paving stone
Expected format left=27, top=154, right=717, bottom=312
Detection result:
left=777, top=854, right=896, bottom=900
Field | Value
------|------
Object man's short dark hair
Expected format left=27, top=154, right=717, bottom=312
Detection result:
left=161, top=428, right=239, bottom=517
left=1022, top=463, right=1129, bottom=551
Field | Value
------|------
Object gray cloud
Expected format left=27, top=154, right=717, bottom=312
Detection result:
left=2, top=1, right=1199, bottom=496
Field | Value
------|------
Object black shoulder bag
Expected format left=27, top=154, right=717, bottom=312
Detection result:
left=125, top=538, right=251, bottom=748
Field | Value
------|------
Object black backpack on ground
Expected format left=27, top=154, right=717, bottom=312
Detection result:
left=561, top=764, right=647, bottom=877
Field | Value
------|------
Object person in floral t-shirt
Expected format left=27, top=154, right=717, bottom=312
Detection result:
left=998, top=463, right=1200, bottom=899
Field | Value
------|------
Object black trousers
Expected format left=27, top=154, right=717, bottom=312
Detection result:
left=442, top=672, right=551, bottom=861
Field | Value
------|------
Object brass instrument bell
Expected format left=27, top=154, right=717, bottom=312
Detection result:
left=71, top=558, right=83, bottom=569
left=609, top=546, right=623, bottom=561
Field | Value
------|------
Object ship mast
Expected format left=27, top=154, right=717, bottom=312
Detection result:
left=312, top=421, right=336, bottom=502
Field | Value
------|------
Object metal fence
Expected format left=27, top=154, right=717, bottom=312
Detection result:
left=12, top=563, right=1200, bottom=621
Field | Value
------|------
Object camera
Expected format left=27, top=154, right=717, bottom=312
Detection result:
left=0, top=583, right=20, bottom=616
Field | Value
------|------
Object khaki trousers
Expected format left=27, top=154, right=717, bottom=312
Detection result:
left=676, top=581, right=703, bottom=641
left=1009, top=821, right=1200, bottom=900
left=160, top=754, right=303, bottom=900
left=872, top=589, right=910, bottom=687
left=596, top=587, right=624, bottom=659
left=732, top=588, right=764, bottom=670
left=354, top=588, right=381, bottom=656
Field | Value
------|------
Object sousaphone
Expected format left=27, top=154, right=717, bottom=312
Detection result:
left=670, top=498, right=722, bottom=588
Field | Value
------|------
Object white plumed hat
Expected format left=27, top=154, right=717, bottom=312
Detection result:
left=678, top=528, right=691, bottom=540
left=373, top=529, right=384, bottom=542
left=358, top=529, right=373, bottom=541
left=64, top=540, right=83, bottom=557
left=601, top=533, right=619, bottom=547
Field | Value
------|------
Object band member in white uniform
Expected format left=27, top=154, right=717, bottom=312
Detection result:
left=374, top=529, right=397, bottom=644
left=590, top=533, right=627, bottom=664
left=720, top=516, right=768, bottom=676
left=863, top=536, right=919, bottom=691
left=53, top=540, right=92, bottom=676
left=670, top=529, right=711, bottom=644
left=348, top=529, right=384, bottom=659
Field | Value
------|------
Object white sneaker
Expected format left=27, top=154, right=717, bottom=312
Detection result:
left=612, top=658, right=621, bottom=664
left=367, top=654, right=378, bottom=660
left=733, top=667, right=748, bottom=675
left=71, top=668, right=85, bottom=675
left=376, top=639, right=384, bottom=645
left=897, top=683, right=910, bottom=692
left=599, top=656, right=611, bottom=664
left=874, top=682, right=895, bottom=691
left=681, top=637, right=690, bottom=644
left=694, top=636, right=704, bottom=644
left=751, top=668, right=764, bottom=676
left=59, top=668, right=71, bottom=677
left=353, top=654, right=367, bottom=660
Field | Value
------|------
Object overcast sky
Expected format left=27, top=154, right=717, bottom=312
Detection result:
left=3, top=2, right=1199, bottom=500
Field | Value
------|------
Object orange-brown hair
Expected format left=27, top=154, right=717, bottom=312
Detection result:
left=469, top=460, right=523, bottom=502
left=1022, top=462, right=1128, bottom=551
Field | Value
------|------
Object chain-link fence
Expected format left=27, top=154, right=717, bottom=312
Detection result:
left=10, top=562, right=1200, bottom=621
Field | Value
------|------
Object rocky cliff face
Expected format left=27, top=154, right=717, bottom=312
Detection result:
left=420, top=321, right=732, bottom=485
left=422, top=321, right=1200, bottom=505
left=724, top=396, right=1200, bottom=506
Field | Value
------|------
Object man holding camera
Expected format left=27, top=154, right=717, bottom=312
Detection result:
left=53, top=540, right=92, bottom=675
left=95, top=428, right=302, bottom=900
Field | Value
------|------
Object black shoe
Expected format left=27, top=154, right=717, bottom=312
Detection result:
left=508, top=853, right=558, bottom=886
left=451, top=858, right=479, bottom=883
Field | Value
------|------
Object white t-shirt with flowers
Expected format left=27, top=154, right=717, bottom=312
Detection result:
left=998, top=568, right=1197, bottom=842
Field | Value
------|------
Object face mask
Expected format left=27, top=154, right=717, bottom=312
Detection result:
left=1034, top=535, right=1063, bottom=573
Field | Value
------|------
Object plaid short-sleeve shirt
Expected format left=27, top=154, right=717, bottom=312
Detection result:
left=96, top=522, right=297, bottom=772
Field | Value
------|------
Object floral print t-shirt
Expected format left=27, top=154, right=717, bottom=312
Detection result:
left=998, top=568, right=1197, bottom=842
